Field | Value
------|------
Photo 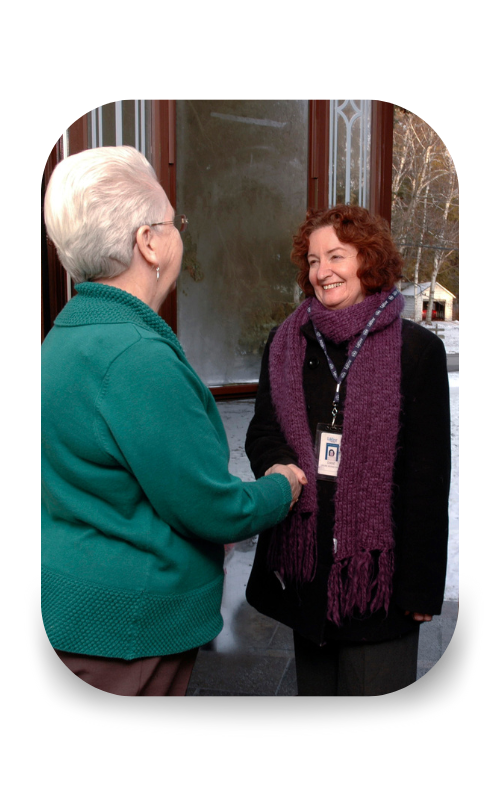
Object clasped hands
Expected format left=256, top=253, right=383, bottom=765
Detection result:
left=265, top=463, right=307, bottom=512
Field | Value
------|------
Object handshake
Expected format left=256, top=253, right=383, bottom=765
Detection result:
left=265, top=464, right=308, bottom=512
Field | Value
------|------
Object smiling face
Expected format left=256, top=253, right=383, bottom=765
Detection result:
left=307, top=225, right=365, bottom=310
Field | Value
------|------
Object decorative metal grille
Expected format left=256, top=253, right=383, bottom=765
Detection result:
left=329, top=100, right=371, bottom=207
left=88, top=100, right=151, bottom=159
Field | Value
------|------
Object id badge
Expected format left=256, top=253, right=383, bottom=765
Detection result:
left=314, top=423, right=342, bottom=480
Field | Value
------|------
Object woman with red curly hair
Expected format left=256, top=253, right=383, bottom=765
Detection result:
left=245, top=204, right=451, bottom=696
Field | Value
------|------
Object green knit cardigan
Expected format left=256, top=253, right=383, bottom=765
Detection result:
left=42, top=283, right=291, bottom=659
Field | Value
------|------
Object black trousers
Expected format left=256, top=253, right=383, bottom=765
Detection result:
left=293, top=627, right=420, bottom=696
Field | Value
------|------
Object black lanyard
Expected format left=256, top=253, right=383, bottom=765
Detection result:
left=307, top=288, right=399, bottom=425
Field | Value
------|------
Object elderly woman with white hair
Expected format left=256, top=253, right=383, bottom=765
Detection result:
left=42, top=146, right=305, bottom=696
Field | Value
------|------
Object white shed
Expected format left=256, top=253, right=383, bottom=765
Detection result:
left=400, top=281, right=456, bottom=322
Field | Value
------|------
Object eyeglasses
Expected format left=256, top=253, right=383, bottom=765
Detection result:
left=151, top=214, right=188, bottom=233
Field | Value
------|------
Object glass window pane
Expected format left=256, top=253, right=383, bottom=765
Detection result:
left=101, top=102, right=116, bottom=146
left=330, top=100, right=371, bottom=207
left=175, top=100, right=308, bottom=387
left=122, top=100, right=136, bottom=147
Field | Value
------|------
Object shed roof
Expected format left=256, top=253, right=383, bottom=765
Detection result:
left=400, top=281, right=456, bottom=299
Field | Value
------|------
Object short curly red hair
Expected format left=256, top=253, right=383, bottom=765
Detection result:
left=291, top=205, right=403, bottom=297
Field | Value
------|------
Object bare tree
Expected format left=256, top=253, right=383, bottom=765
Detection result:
left=391, top=108, right=459, bottom=322
left=424, top=152, right=459, bottom=323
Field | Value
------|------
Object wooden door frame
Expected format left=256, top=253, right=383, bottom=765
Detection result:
left=307, top=99, right=394, bottom=223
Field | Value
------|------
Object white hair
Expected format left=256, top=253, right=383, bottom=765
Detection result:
left=44, top=146, right=169, bottom=284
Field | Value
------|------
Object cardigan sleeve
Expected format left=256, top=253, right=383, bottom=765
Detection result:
left=245, top=330, right=299, bottom=479
left=95, top=337, right=292, bottom=545
left=392, top=327, right=451, bottom=615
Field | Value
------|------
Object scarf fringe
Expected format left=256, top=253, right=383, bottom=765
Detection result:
left=267, top=511, right=317, bottom=583
left=327, top=549, right=394, bottom=626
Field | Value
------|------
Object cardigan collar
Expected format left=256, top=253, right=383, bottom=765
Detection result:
left=54, top=282, right=183, bottom=354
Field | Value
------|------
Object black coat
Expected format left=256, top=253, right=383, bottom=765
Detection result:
left=245, top=318, right=451, bottom=645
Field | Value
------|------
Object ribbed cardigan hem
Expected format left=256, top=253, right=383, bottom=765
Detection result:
left=42, top=567, right=224, bottom=659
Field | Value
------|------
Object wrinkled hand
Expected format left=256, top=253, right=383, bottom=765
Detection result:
left=265, top=464, right=307, bottom=511
left=405, top=611, right=433, bottom=622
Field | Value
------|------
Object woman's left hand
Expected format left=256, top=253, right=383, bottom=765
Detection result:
left=405, top=611, right=433, bottom=622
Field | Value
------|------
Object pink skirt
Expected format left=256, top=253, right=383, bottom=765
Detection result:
left=55, top=647, right=199, bottom=696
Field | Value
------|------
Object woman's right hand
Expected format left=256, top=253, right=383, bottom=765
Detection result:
left=265, top=464, right=307, bottom=510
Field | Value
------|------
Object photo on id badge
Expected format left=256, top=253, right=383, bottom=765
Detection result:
left=315, top=423, right=342, bottom=481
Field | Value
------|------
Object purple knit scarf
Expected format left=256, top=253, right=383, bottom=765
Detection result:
left=268, top=290, right=405, bottom=625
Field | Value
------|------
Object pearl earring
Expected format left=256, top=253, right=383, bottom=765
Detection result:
left=156, top=267, right=160, bottom=281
